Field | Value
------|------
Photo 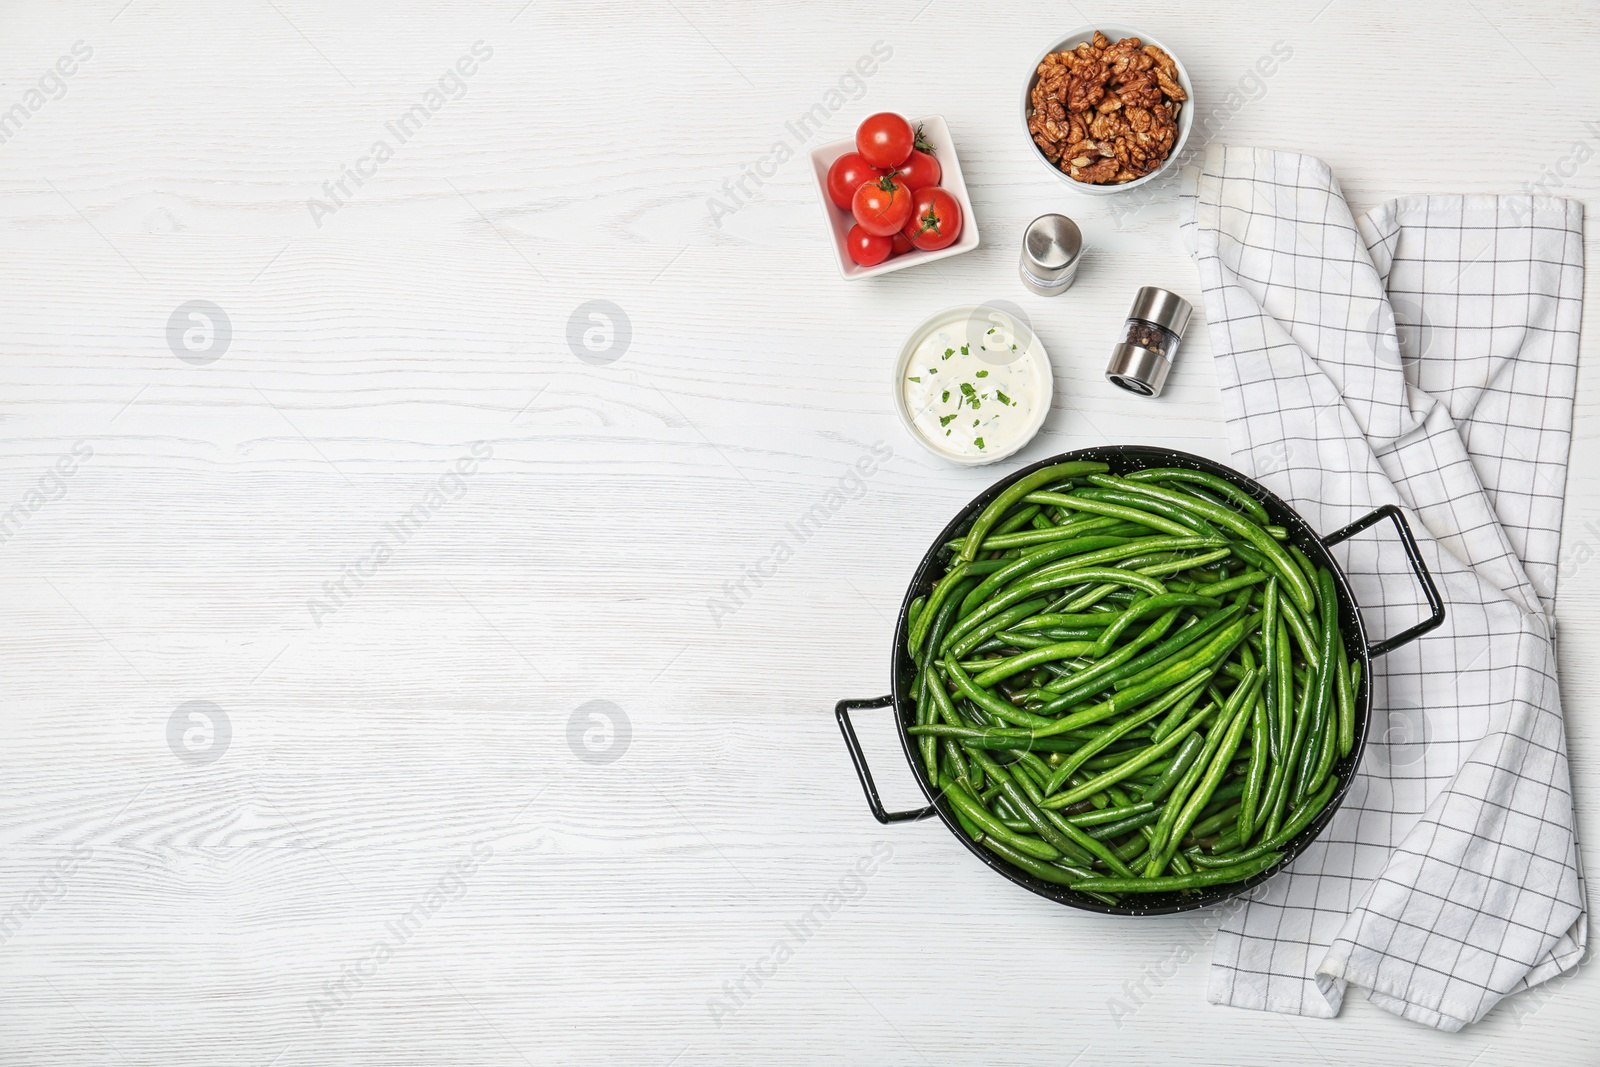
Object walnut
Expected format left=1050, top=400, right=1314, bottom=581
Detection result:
left=1067, top=69, right=1107, bottom=112
left=1026, top=32, right=1186, bottom=185
left=1071, top=157, right=1121, bottom=183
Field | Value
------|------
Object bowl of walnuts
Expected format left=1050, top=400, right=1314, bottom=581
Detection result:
left=1022, top=26, right=1194, bottom=194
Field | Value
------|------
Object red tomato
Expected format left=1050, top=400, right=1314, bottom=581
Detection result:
left=825, top=152, right=884, bottom=212
left=851, top=173, right=914, bottom=237
left=894, top=149, right=941, bottom=191
left=890, top=232, right=914, bottom=256
left=855, top=112, right=914, bottom=169
left=902, top=187, right=962, bottom=251
left=846, top=225, right=893, bottom=267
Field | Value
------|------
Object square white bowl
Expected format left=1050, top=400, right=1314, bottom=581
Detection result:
left=808, top=114, right=980, bottom=281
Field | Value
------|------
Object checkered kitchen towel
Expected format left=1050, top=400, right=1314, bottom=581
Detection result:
left=1179, top=145, right=1587, bottom=1030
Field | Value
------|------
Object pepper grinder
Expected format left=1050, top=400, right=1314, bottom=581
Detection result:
left=1105, top=286, right=1193, bottom=397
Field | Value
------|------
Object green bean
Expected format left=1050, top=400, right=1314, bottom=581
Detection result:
left=915, top=664, right=939, bottom=778
left=939, top=777, right=1060, bottom=860
left=968, top=749, right=1128, bottom=874
left=999, top=627, right=1104, bottom=648
left=918, top=574, right=979, bottom=667
left=985, top=606, right=1180, bottom=691
left=950, top=519, right=1118, bottom=553
left=1193, top=778, right=1337, bottom=867
left=1127, top=546, right=1233, bottom=578
left=1238, top=682, right=1268, bottom=843
left=1076, top=852, right=1283, bottom=894
left=949, top=801, right=985, bottom=841
left=969, top=535, right=1222, bottom=619
left=1087, top=808, right=1163, bottom=840
left=1043, top=669, right=1212, bottom=793
left=1259, top=746, right=1291, bottom=842
left=959, top=461, right=1110, bottom=562
left=1260, top=579, right=1280, bottom=759
left=1296, top=569, right=1342, bottom=805
left=1146, top=671, right=1261, bottom=876
left=907, top=595, right=927, bottom=638
left=994, top=503, right=1042, bottom=536
left=1049, top=615, right=1251, bottom=717
left=1140, top=732, right=1205, bottom=801
left=1089, top=474, right=1314, bottom=613
left=1123, top=467, right=1272, bottom=526
left=946, top=598, right=1051, bottom=659
left=1040, top=698, right=1217, bottom=808
left=1067, top=800, right=1157, bottom=827
left=1194, top=570, right=1268, bottom=597
left=908, top=725, right=1089, bottom=753
left=1116, top=605, right=1246, bottom=694
left=963, top=751, right=1086, bottom=861
left=1076, top=486, right=1230, bottom=540
left=976, top=834, right=1093, bottom=887
left=944, top=568, right=1167, bottom=650
left=1089, top=593, right=1221, bottom=657
left=1009, top=613, right=1119, bottom=631
left=1187, top=802, right=1243, bottom=842
left=1335, top=634, right=1354, bottom=758
left=1274, top=615, right=1293, bottom=761
left=1025, top=491, right=1195, bottom=538
left=958, top=536, right=1149, bottom=616
left=940, top=659, right=1058, bottom=729
left=1288, top=544, right=1321, bottom=596
left=911, top=562, right=970, bottom=654
left=1149, top=674, right=1213, bottom=746
left=1277, top=589, right=1323, bottom=672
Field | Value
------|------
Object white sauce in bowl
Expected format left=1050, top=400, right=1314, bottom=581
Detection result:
left=897, top=306, right=1051, bottom=463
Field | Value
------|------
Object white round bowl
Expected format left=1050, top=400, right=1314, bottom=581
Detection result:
left=1020, top=25, right=1195, bottom=196
left=892, top=304, right=1053, bottom=467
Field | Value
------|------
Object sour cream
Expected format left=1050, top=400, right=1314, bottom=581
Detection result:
left=896, top=305, right=1052, bottom=464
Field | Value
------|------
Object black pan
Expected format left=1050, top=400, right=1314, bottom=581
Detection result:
left=836, top=446, right=1444, bottom=915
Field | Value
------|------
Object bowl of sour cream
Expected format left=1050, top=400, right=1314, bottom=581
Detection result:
left=893, top=304, right=1054, bottom=466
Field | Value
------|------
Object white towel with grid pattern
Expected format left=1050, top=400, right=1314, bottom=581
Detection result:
left=1179, top=145, right=1586, bottom=1031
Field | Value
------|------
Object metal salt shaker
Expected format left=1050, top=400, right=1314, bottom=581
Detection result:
left=1018, top=214, right=1082, bottom=296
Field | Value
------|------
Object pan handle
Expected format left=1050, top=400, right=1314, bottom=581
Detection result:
left=1321, top=504, right=1446, bottom=657
left=835, top=696, right=937, bottom=825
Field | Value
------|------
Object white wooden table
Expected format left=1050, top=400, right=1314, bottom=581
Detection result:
left=1, top=1, right=1595, bottom=1063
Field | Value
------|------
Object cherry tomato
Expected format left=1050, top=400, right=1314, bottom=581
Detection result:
left=846, top=225, right=893, bottom=267
left=856, top=112, right=915, bottom=170
left=825, top=152, right=885, bottom=212
left=893, top=149, right=941, bottom=192
left=890, top=232, right=914, bottom=256
left=902, top=187, right=962, bottom=251
left=852, top=173, right=914, bottom=237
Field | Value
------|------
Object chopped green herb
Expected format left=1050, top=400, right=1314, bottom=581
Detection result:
left=986, top=327, right=995, bottom=335
left=1010, top=344, right=1018, bottom=351
left=941, top=389, right=950, bottom=402
left=996, top=390, right=1013, bottom=405
left=972, top=418, right=979, bottom=427
left=959, top=382, right=976, bottom=396
left=960, top=345, right=969, bottom=355
left=938, top=413, right=958, bottom=427
left=943, top=348, right=954, bottom=359
left=975, top=370, right=989, bottom=378
left=974, top=437, right=985, bottom=449
left=907, top=375, right=921, bottom=382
